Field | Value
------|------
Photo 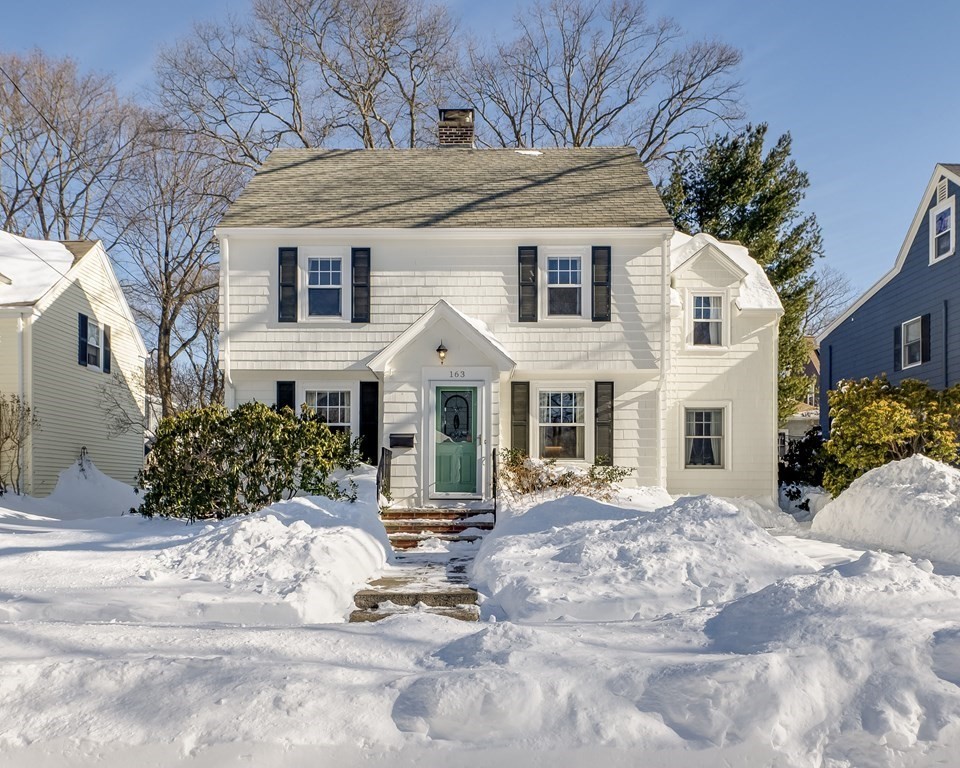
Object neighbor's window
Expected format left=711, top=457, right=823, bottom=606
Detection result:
left=87, top=321, right=101, bottom=369
left=902, top=317, right=923, bottom=369
left=547, top=257, right=582, bottom=316
left=307, top=258, right=342, bottom=316
left=931, top=198, right=956, bottom=262
left=692, top=295, right=723, bottom=345
left=538, top=390, right=585, bottom=459
left=685, top=408, right=724, bottom=467
left=305, top=390, right=351, bottom=431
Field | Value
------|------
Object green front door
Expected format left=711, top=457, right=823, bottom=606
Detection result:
left=435, top=387, right=478, bottom=494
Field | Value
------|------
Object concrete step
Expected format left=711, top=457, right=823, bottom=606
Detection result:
left=349, top=605, right=480, bottom=623
left=388, top=533, right=484, bottom=549
left=383, top=520, right=495, bottom=535
left=354, top=585, right=478, bottom=610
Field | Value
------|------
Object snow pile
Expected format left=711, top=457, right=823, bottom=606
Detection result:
left=160, top=473, right=390, bottom=623
left=45, top=459, right=142, bottom=518
left=812, top=455, right=960, bottom=565
left=727, top=496, right=800, bottom=530
left=473, top=494, right=819, bottom=622
left=779, top=482, right=832, bottom=522
left=643, top=552, right=960, bottom=764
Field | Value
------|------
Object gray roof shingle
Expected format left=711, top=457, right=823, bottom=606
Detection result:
left=219, top=147, right=673, bottom=229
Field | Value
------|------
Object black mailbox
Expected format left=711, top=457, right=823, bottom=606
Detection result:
left=389, top=433, right=415, bottom=449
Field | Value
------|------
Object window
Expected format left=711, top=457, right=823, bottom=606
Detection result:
left=692, top=295, right=723, bottom=346
left=930, top=197, right=956, bottom=262
left=538, top=390, right=585, bottom=459
left=86, top=321, right=101, bottom=369
left=307, top=258, right=342, bottom=316
left=305, top=390, right=351, bottom=431
left=685, top=408, right=724, bottom=468
left=902, top=317, right=922, bottom=369
left=547, top=257, right=582, bottom=316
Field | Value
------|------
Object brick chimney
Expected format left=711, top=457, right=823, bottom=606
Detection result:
left=438, top=108, right=475, bottom=148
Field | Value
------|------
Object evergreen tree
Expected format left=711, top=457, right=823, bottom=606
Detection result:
left=662, top=123, right=823, bottom=421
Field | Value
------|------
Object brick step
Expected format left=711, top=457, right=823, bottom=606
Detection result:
left=388, top=533, right=484, bottom=549
left=349, top=605, right=479, bottom=623
left=354, top=585, right=478, bottom=610
left=380, top=508, right=494, bottom=521
left=383, top=520, right=495, bottom=535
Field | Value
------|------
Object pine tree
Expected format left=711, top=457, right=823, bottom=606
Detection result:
left=661, top=123, right=823, bottom=422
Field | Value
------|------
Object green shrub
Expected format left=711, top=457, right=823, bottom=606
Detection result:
left=136, top=401, right=361, bottom=521
left=823, top=376, right=960, bottom=495
left=497, top=448, right=630, bottom=501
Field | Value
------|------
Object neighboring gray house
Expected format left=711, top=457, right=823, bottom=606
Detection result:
left=819, top=164, right=960, bottom=432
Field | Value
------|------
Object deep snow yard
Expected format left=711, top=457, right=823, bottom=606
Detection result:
left=2, top=461, right=960, bottom=767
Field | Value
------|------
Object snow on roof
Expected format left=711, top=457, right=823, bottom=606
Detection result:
left=670, top=231, right=782, bottom=312
left=0, top=230, right=77, bottom=306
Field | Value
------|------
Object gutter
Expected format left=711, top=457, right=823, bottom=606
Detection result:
left=220, top=234, right=235, bottom=407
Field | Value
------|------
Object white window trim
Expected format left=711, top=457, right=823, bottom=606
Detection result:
left=539, top=246, right=591, bottom=322
left=297, top=380, right=360, bottom=433
left=530, top=381, right=595, bottom=463
left=299, top=247, right=350, bottom=323
left=680, top=401, right=732, bottom=471
left=86, top=318, right=102, bottom=371
left=901, top=316, right=923, bottom=370
left=929, top=196, right=956, bottom=264
left=684, top=290, right=730, bottom=350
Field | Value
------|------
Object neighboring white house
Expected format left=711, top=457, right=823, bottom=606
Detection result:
left=216, top=109, right=783, bottom=507
left=0, top=231, right=147, bottom=495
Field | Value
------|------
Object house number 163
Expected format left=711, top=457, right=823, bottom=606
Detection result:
left=449, top=370, right=466, bottom=379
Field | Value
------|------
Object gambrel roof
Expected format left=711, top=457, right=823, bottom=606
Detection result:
left=219, top=147, right=672, bottom=229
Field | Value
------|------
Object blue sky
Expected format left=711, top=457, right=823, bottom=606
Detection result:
left=1, top=0, right=956, bottom=292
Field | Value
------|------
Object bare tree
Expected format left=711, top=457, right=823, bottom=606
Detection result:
left=802, top=263, right=858, bottom=338
left=117, top=125, right=244, bottom=417
left=0, top=50, right=143, bottom=242
left=0, top=393, right=39, bottom=495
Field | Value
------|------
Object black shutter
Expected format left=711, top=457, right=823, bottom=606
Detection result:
left=518, top=247, right=538, bottom=322
left=78, top=313, right=88, bottom=367
left=592, top=246, right=611, bottom=322
left=359, top=381, right=379, bottom=464
left=103, top=325, right=112, bottom=374
left=276, top=381, right=296, bottom=412
left=893, top=324, right=902, bottom=372
left=352, top=247, right=371, bottom=323
left=595, top=381, right=614, bottom=464
left=278, top=248, right=298, bottom=323
left=922, top=313, right=932, bottom=363
left=511, top=381, right=530, bottom=454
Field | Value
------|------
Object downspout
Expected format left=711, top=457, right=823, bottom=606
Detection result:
left=220, top=235, right=235, bottom=408
left=656, top=233, right=672, bottom=489
left=16, top=311, right=27, bottom=492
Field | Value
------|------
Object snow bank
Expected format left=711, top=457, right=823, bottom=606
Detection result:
left=780, top=483, right=831, bottom=522
left=811, top=455, right=960, bottom=565
left=45, top=459, right=142, bottom=518
left=473, top=493, right=818, bottom=622
left=160, top=473, right=388, bottom=623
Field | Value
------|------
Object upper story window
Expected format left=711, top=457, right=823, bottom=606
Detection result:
left=547, top=256, right=582, bottom=316
left=692, top=295, right=723, bottom=346
left=77, top=313, right=111, bottom=374
left=902, top=316, right=923, bottom=369
left=307, top=258, right=342, bottom=316
left=86, top=321, right=102, bottom=369
left=930, top=196, right=956, bottom=263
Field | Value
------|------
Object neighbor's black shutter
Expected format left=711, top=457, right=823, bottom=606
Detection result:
left=518, top=246, right=538, bottom=322
left=78, top=313, right=88, bottom=367
left=276, top=381, right=296, bottom=412
left=595, top=381, right=614, bottom=464
left=352, top=247, right=371, bottom=323
left=103, top=325, right=112, bottom=374
left=511, top=381, right=530, bottom=454
left=278, top=247, right=298, bottom=323
left=922, top=313, right=932, bottom=363
left=359, top=381, right=379, bottom=464
left=592, top=246, right=611, bottom=322
left=893, top=324, right=902, bottom=372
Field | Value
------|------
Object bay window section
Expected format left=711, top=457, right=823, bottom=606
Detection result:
left=685, top=408, right=724, bottom=468
left=538, top=390, right=585, bottom=459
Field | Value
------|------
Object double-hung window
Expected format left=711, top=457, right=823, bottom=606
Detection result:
left=538, top=390, right=585, bottom=459
left=86, top=321, right=102, bottom=369
left=902, top=317, right=923, bottom=369
left=685, top=408, right=724, bottom=467
left=305, top=390, right=351, bottom=432
left=930, top=197, right=955, bottom=262
left=307, top=258, right=342, bottom=317
left=692, top=295, right=723, bottom=346
left=547, top=257, right=582, bottom=316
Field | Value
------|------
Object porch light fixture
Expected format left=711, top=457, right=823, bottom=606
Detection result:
left=436, top=341, right=448, bottom=365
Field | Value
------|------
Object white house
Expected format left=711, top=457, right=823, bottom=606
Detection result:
left=0, top=231, right=147, bottom=495
left=216, top=109, right=782, bottom=507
